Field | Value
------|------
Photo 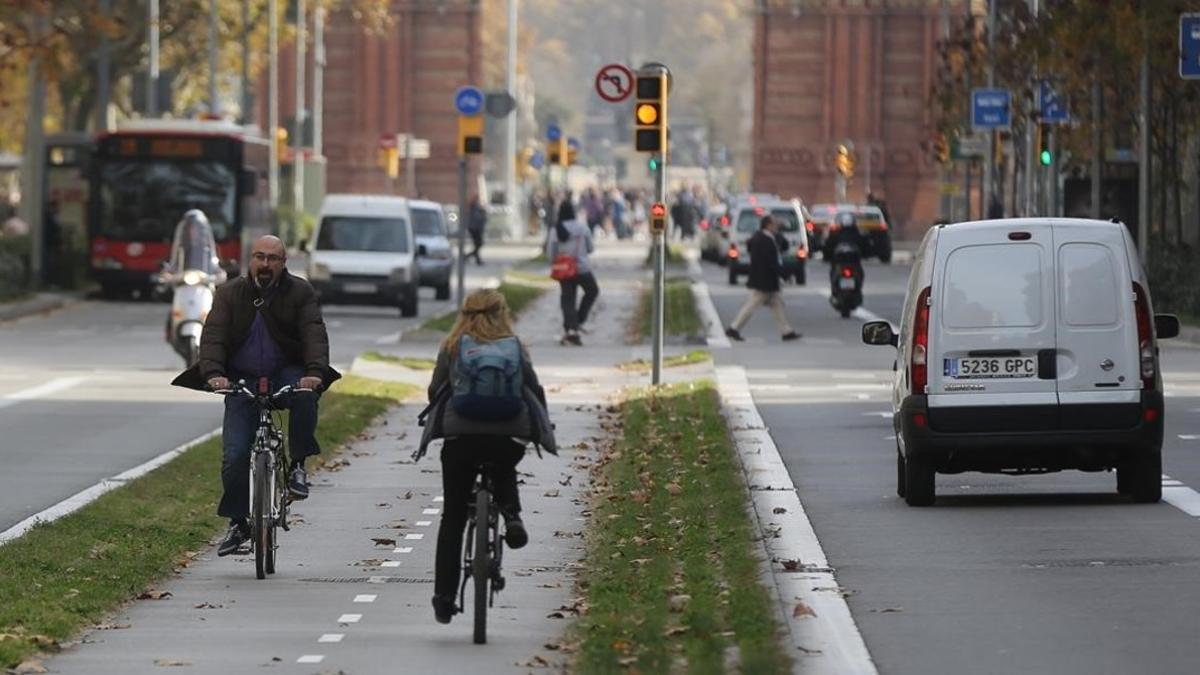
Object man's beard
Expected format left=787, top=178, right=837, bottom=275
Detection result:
left=254, top=270, right=277, bottom=288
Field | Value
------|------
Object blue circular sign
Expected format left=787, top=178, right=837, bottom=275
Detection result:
left=546, top=124, right=562, bottom=141
left=455, top=86, right=485, bottom=115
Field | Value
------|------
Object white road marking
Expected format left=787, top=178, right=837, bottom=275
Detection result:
left=715, top=366, right=877, bottom=675
left=433, top=496, right=444, bottom=503
left=297, top=655, right=325, bottom=664
left=367, top=576, right=387, bottom=584
left=405, top=533, right=424, bottom=540
left=422, top=508, right=440, bottom=515
left=337, top=614, right=362, bottom=624
left=1163, top=480, right=1184, bottom=487
left=1163, top=485, right=1200, bottom=517
left=393, top=546, right=414, bottom=554
left=691, top=280, right=731, bottom=348
left=0, top=427, right=220, bottom=546
left=863, top=411, right=894, bottom=418
left=415, top=520, right=432, bottom=527
left=353, top=594, right=377, bottom=603
left=374, top=331, right=402, bottom=345
left=1178, top=434, right=1200, bottom=440
left=0, top=376, right=88, bottom=411
left=381, top=561, right=401, bottom=568
left=318, top=634, right=344, bottom=643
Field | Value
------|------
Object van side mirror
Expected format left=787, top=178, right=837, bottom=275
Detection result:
left=1155, top=314, right=1180, bottom=340
left=417, top=244, right=428, bottom=257
left=862, top=320, right=898, bottom=347
left=240, top=169, right=258, bottom=196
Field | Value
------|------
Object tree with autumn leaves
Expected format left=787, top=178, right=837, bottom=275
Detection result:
left=932, top=0, right=1200, bottom=244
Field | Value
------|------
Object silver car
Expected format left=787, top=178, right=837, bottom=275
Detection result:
left=409, top=200, right=454, bottom=300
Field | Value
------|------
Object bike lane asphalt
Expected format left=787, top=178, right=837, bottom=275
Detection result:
left=43, top=247, right=674, bottom=674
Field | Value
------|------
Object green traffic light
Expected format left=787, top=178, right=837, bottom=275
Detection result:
left=1039, top=149, right=1052, bottom=166
left=648, top=158, right=659, bottom=172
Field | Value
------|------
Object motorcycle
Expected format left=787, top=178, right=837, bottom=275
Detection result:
left=160, top=210, right=225, bottom=366
left=828, top=241, right=864, bottom=318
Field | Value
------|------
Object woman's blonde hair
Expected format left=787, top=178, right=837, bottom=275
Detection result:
left=441, top=288, right=517, bottom=355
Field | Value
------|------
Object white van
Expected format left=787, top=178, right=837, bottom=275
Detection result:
left=306, top=194, right=420, bottom=317
left=863, top=218, right=1179, bottom=506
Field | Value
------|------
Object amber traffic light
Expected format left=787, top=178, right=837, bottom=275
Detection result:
left=634, top=73, right=667, bottom=153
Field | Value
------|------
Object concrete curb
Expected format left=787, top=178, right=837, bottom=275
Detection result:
left=0, top=292, right=78, bottom=323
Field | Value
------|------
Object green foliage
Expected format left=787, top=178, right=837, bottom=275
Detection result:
left=1147, top=237, right=1200, bottom=321
left=419, top=281, right=547, bottom=333
left=359, top=351, right=436, bottom=370
left=572, top=381, right=790, bottom=674
left=636, top=277, right=703, bottom=340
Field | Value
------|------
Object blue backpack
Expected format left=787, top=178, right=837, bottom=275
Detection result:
left=450, top=335, right=525, bottom=421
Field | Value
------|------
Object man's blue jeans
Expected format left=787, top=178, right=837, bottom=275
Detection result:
left=217, top=364, right=321, bottom=520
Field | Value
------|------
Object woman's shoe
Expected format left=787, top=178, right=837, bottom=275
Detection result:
left=432, top=594, right=458, bottom=624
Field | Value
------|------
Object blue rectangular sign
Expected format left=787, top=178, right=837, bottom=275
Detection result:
left=971, top=88, right=1011, bottom=130
left=1038, top=80, right=1068, bottom=124
left=1182, top=14, right=1200, bottom=79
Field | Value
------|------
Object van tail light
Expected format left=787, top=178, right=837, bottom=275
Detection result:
left=911, top=286, right=932, bottom=394
left=1134, top=282, right=1156, bottom=389
left=840, top=265, right=854, bottom=278
left=806, top=220, right=815, bottom=232
left=727, top=244, right=739, bottom=260
left=796, top=247, right=808, bottom=260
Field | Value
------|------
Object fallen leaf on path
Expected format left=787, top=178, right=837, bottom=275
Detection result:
left=772, top=507, right=788, bottom=514
left=138, top=590, right=172, bottom=600
left=94, top=623, right=132, bottom=631
left=665, top=482, right=683, bottom=495
left=153, top=659, right=192, bottom=667
left=371, top=537, right=397, bottom=547
left=546, top=611, right=566, bottom=619
left=400, top=491, right=413, bottom=500
left=871, top=607, right=904, bottom=614
left=519, top=655, right=551, bottom=668
left=376, top=502, right=392, bottom=508
left=780, top=559, right=802, bottom=571
left=664, top=626, right=690, bottom=637
left=193, top=603, right=223, bottom=609
left=543, top=642, right=562, bottom=651
left=793, top=601, right=817, bottom=618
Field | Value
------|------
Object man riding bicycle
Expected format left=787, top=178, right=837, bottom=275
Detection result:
left=173, top=235, right=340, bottom=556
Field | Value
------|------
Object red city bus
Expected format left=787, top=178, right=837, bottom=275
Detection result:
left=88, top=119, right=269, bottom=297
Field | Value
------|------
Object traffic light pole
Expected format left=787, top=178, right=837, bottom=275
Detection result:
left=652, top=152, right=666, bottom=385
left=457, top=156, right=468, bottom=307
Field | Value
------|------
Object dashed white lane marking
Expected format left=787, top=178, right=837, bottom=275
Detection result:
left=405, top=533, right=424, bottom=540
left=422, top=508, right=440, bottom=515
left=1178, top=434, right=1199, bottom=440
left=415, top=520, right=432, bottom=527
left=381, top=561, right=402, bottom=568
left=1162, top=474, right=1200, bottom=517
left=433, top=496, right=445, bottom=503
left=374, top=331, right=402, bottom=345
left=393, top=546, right=413, bottom=554
left=0, top=376, right=88, bottom=411
left=863, top=411, right=894, bottom=418
left=367, top=576, right=387, bottom=584
left=318, top=634, right=344, bottom=643
left=353, top=594, right=377, bottom=603
left=692, top=280, right=732, bottom=349
left=298, top=655, right=325, bottom=664
left=1163, top=480, right=1184, bottom=486
left=337, top=614, right=362, bottom=624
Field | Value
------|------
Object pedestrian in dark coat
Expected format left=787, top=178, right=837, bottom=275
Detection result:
left=467, top=194, right=487, bottom=265
left=724, top=215, right=800, bottom=342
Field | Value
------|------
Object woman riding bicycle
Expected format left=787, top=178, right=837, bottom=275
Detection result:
left=417, top=289, right=556, bottom=624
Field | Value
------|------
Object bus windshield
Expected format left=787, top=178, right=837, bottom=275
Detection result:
left=96, top=161, right=236, bottom=242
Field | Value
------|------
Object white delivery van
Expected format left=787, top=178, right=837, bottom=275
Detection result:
left=863, top=218, right=1179, bottom=506
left=305, top=194, right=420, bottom=317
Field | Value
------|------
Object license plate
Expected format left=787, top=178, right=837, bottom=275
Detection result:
left=838, top=277, right=856, bottom=289
left=343, top=282, right=378, bottom=294
left=945, top=356, right=1037, bottom=379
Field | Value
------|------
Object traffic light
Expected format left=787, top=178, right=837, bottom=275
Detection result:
left=547, top=137, right=566, bottom=165
left=458, top=115, right=483, bottom=155
left=634, top=71, right=667, bottom=153
left=1038, top=125, right=1052, bottom=166
left=275, top=127, right=289, bottom=163
left=933, top=133, right=950, bottom=164
left=648, top=157, right=659, bottom=172
left=835, top=143, right=855, bottom=178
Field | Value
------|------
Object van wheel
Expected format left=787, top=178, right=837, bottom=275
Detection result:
left=435, top=283, right=451, bottom=301
left=1121, top=452, right=1162, bottom=503
left=903, top=453, right=935, bottom=506
left=400, top=293, right=419, bottom=318
left=840, top=307, right=852, bottom=318
left=896, top=448, right=907, bottom=499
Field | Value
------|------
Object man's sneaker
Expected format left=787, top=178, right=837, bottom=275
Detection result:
left=562, top=332, right=583, bottom=346
left=288, top=464, right=309, bottom=500
left=725, top=327, right=745, bottom=342
left=432, top=594, right=458, bottom=624
left=781, top=331, right=801, bottom=341
left=217, top=521, right=249, bottom=557
left=504, top=514, right=528, bottom=549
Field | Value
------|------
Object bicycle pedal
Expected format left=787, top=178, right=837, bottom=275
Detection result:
left=234, top=545, right=252, bottom=555
left=492, top=576, right=506, bottom=591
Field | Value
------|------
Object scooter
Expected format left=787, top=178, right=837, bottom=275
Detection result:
left=828, top=242, right=864, bottom=318
left=165, top=268, right=216, bottom=366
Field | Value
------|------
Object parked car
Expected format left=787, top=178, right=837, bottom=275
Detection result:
left=806, top=203, right=842, bottom=252
left=726, top=197, right=810, bottom=285
left=862, top=218, right=1179, bottom=506
left=410, top=200, right=454, bottom=300
left=810, top=203, right=891, bottom=262
left=699, top=204, right=730, bottom=263
left=305, top=194, right=420, bottom=317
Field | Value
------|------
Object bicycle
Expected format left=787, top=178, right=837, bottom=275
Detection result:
left=461, top=462, right=507, bottom=644
left=216, top=377, right=308, bottom=580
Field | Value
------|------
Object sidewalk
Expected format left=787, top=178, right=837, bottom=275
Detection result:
left=0, top=291, right=81, bottom=323
left=42, top=243, right=710, bottom=674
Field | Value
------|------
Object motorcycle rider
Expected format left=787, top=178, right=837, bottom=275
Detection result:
left=162, top=211, right=226, bottom=363
left=165, top=209, right=226, bottom=285
left=823, top=210, right=867, bottom=275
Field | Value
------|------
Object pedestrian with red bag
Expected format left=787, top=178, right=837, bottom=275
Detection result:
left=547, top=200, right=598, bottom=346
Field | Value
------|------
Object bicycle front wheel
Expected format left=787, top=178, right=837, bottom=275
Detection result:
left=472, top=488, right=490, bottom=645
left=265, top=459, right=280, bottom=575
left=253, top=451, right=270, bottom=580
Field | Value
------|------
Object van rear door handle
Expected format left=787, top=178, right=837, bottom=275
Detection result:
left=1037, top=349, right=1057, bottom=380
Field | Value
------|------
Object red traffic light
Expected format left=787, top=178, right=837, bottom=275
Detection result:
left=650, top=203, right=667, bottom=218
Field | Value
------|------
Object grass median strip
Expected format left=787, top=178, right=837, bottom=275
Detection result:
left=359, top=351, right=436, bottom=370
left=419, top=280, right=547, bottom=333
left=0, top=374, right=418, bottom=669
left=572, top=380, right=790, bottom=674
left=636, top=277, right=703, bottom=340
left=617, top=350, right=711, bottom=373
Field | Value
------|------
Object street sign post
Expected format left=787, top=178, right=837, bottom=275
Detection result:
left=971, top=88, right=1011, bottom=130
left=637, top=62, right=671, bottom=385
left=1181, top=14, right=1200, bottom=79
left=594, top=63, right=634, bottom=103
left=485, top=91, right=516, bottom=118
left=1038, top=79, right=1069, bottom=124
left=454, top=86, right=484, bottom=116
left=454, top=86, right=484, bottom=307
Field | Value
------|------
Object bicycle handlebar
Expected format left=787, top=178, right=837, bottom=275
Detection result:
left=212, top=381, right=313, bottom=401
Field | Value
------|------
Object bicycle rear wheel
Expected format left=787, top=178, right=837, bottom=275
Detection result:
left=253, top=451, right=270, bottom=580
left=472, top=488, right=490, bottom=644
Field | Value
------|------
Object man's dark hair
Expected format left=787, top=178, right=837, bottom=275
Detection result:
left=759, top=214, right=775, bottom=230
left=556, top=200, right=577, bottom=243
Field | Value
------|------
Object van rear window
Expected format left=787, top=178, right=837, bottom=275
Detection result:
left=942, top=244, right=1043, bottom=328
left=316, top=216, right=410, bottom=253
left=1060, top=243, right=1119, bottom=326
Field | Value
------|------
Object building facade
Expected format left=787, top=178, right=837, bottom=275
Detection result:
left=752, top=0, right=967, bottom=236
